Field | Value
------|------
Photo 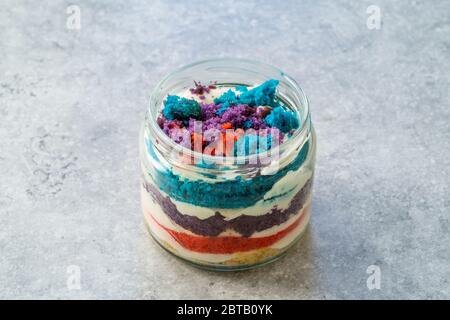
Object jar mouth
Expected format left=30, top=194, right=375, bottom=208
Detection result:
left=146, top=58, right=311, bottom=168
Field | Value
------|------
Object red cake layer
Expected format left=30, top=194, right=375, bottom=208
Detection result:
left=147, top=210, right=306, bottom=254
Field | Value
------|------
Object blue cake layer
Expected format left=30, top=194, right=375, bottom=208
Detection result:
left=146, top=139, right=310, bottom=209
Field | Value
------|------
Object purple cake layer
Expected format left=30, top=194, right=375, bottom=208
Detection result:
left=142, top=178, right=312, bottom=238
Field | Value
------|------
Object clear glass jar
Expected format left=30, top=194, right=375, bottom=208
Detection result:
left=140, top=58, right=316, bottom=271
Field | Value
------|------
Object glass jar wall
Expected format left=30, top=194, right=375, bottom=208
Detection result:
left=140, top=58, right=316, bottom=271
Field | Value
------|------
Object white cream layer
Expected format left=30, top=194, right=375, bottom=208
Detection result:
left=178, top=85, right=248, bottom=104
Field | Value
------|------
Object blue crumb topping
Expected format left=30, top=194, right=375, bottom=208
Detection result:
left=163, top=95, right=201, bottom=120
left=214, top=90, right=237, bottom=115
left=149, top=139, right=310, bottom=208
left=214, top=89, right=238, bottom=104
left=264, top=106, right=299, bottom=133
left=235, top=85, right=248, bottom=93
left=214, top=79, right=280, bottom=115
left=239, top=79, right=279, bottom=107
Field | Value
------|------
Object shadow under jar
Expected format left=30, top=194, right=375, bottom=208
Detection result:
left=140, top=58, right=316, bottom=271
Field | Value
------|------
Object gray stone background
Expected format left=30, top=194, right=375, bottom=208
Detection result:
left=0, top=0, right=449, bottom=299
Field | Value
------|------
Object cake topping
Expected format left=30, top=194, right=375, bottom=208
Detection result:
left=215, top=79, right=279, bottom=107
left=189, top=81, right=217, bottom=96
left=157, top=79, right=300, bottom=155
left=163, top=95, right=202, bottom=120
left=265, top=106, right=299, bottom=133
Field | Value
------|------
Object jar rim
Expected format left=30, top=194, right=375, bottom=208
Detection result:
left=146, top=58, right=311, bottom=168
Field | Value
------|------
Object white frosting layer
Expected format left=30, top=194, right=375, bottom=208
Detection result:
left=178, top=85, right=235, bottom=104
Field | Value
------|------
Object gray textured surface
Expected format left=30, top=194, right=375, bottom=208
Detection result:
left=1, top=0, right=449, bottom=299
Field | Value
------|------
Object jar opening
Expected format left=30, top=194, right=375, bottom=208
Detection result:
left=145, top=58, right=311, bottom=171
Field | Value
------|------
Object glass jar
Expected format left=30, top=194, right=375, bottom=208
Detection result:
left=140, top=58, right=316, bottom=271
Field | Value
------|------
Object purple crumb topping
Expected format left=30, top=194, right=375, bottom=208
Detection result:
left=189, top=81, right=217, bottom=96
left=200, top=103, right=220, bottom=121
left=185, top=103, right=269, bottom=134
